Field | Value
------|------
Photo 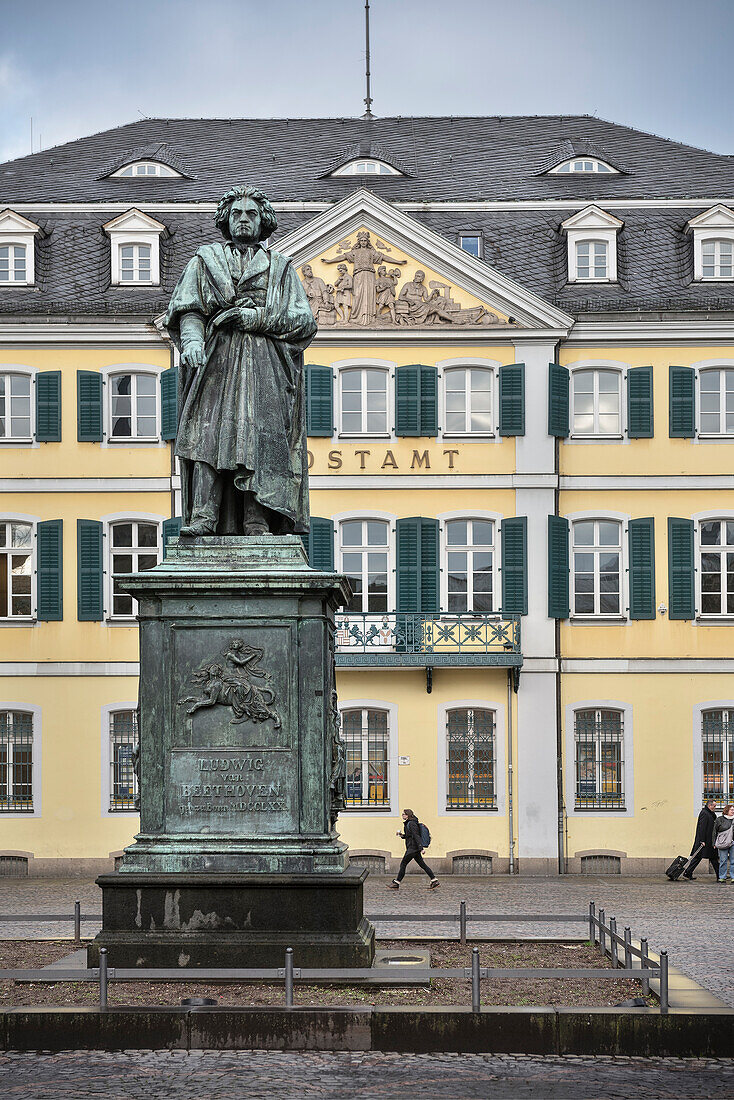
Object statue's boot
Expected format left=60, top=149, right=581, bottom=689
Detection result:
left=180, top=518, right=216, bottom=536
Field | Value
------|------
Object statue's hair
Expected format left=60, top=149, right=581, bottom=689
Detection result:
left=214, top=186, right=278, bottom=242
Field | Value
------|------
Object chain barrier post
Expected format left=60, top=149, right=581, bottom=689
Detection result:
left=624, top=926, right=632, bottom=969
left=98, top=947, right=108, bottom=1010
left=640, top=938, right=650, bottom=996
left=460, top=900, right=467, bottom=946
left=598, top=908, right=606, bottom=956
left=74, top=901, right=81, bottom=944
left=471, top=946, right=481, bottom=1013
left=659, top=951, right=669, bottom=1014
left=589, top=901, right=596, bottom=945
left=610, top=917, right=618, bottom=968
left=285, top=947, right=294, bottom=1009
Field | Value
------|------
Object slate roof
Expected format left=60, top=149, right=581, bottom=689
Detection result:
left=2, top=115, right=734, bottom=317
left=2, top=115, right=734, bottom=204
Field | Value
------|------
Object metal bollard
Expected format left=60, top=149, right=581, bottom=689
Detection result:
left=589, top=901, right=596, bottom=945
left=640, top=938, right=650, bottom=996
left=285, top=947, right=294, bottom=1009
left=610, top=917, right=618, bottom=968
left=74, top=900, right=81, bottom=944
left=471, top=946, right=481, bottom=1014
left=598, top=909, right=606, bottom=956
left=659, top=951, right=669, bottom=1015
left=624, top=927, right=632, bottom=970
left=459, top=900, right=467, bottom=946
left=98, top=948, right=108, bottom=1011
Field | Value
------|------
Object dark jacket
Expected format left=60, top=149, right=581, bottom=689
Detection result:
left=400, top=817, right=423, bottom=854
left=692, top=805, right=717, bottom=857
left=714, top=814, right=734, bottom=847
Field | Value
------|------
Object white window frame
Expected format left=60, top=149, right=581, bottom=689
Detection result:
left=441, top=364, right=495, bottom=437
left=335, top=359, right=393, bottom=439
left=570, top=365, right=624, bottom=439
left=437, top=357, right=500, bottom=439
left=107, top=368, right=160, bottom=442
left=338, top=698, right=398, bottom=817
left=335, top=511, right=395, bottom=615
left=697, top=363, right=734, bottom=438
left=694, top=511, right=734, bottom=620
left=437, top=698, right=506, bottom=818
left=103, top=209, right=165, bottom=286
left=0, top=702, right=41, bottom=818
left=0, top=367, right=35, bottom=444
left=693, top=700, right=734, bottom=812
left=687, top=206, right=734, bottom=282
left=101, top=701, right=140, bottom=816
left=550, top=157, right=618, bottom=174
left=100, top=363, right=165, bottom=447
left=438, top=510, right=502, bottom=616
left=562, top=205, right=621, bottom=284
left=564, top=360, right=630, bottom=446
left=0, top=243, right=29, bottom=285
left=565, top=699, right=634, bottom=818
left=0, top=513, right=38, bottom=624
left=574, top=239, right=610, bottom=282
left=118, top=243, right=153, bottom=285
left=111, top=161, right=180, bottom=177
left=566, top=510, right=628, bottom=621
left=102, top=513, right=164, bottom=623
left=0, top=210, right=40, bottom=287
left=459, top=234, right=483, bottom=258
left=331, top=159, right=401, bottom=177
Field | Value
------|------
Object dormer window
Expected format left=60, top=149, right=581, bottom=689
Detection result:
left=103, top=209, right=167, bottom=287
left=331, top=159, right=401, bottom=177
left=687, top=205, right=734, bottom=281
left=111, top=161, right=180, bottom=178
left=551, top=158, right=617, bottom=174
left=0, top=210, right=41, bottom=287
left=561, top=205, right=622, bottom=284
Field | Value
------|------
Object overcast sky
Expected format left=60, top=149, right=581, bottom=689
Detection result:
left=0, top=0, right=732, bottom=164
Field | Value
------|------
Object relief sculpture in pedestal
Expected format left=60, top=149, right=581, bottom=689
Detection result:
left=179, top=639, right=281, bottom=728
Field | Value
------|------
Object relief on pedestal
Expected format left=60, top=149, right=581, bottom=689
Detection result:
left=178, top=639, right=281, bottom=728
left=299, top=230, right=512, bottom=328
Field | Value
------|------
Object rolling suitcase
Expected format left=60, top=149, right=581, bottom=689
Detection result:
left=665, top=841, right=705, bottom=881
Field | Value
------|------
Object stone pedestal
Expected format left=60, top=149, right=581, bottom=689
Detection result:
left=89, top=536, right=374, bottom=968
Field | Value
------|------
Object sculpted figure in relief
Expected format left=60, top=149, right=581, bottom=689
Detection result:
left=322, top=231, right=406, bottom=325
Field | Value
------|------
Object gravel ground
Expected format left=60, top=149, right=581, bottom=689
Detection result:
left=0, top=1051, right=732, bottom=1099
left=0, top=939, right=645, bottom=1008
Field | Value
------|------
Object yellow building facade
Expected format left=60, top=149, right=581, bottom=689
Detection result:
left=2, top=117, right=734, bottom=876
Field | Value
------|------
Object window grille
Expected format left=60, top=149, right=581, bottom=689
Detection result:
left=0, top=855, right=28, bottom=877
left=0, top=520, right=33, bottom=619
left=109, top=709, right=138, bottom=811
left=446, top=707, right=495, bottom=810
left=699, top=520, right=734, bottom=616
left=574, top=708, right=624, bottom=810
left=349, top=854, right=386, bottom=874
left=0, top=711, right=33, bottom=813
left=342, top=707, right=390, bottom=809
left=452, top=854, right=493, bottom=874
left=581, top=854, right=621, bottom=874
left=702, top=709, right=734, bottom=804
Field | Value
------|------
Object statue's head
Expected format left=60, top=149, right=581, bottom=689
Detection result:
left=337, top=263, right=347, bottom=274
left=215, top=186, right=278, bottom=245
left=378, top=265, right=387, bottom=276
left=357, top=231, right=371, bottom=246
left=301, top=264, right=313, bottom=278
left=415, top=270, right=425, bottom=284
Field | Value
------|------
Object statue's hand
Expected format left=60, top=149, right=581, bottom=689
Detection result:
left=181, top=342, right=205, bottom=371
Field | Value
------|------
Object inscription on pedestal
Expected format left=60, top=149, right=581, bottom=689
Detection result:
left=166, top=748, right=297, bottom=834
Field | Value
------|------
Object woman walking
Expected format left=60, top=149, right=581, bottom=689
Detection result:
left=714, top=803, right=734, bottom=882
left=388, top=809, right=439, bottom=890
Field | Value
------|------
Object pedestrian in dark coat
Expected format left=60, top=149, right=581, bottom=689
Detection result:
left=683, top=799, right=718, bottom=878
left=388, top=809, right=439, bottom=890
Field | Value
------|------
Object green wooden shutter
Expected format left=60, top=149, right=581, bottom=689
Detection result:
left=501, top=516, right=527, bottom=614
left=548, top=364, right=570, bottom=437
left=396, top=517, right=439, bottom=613
left=668, top=517, right=695, bottom=620
left=35, top=371, right=62, bottom=442
left=628, top=517, right=655, bottom=619
left=160, top=367, right=178, bottom=441
left=418, top=365, right=438, bottom=436
left=305, top=517, right=335, bottom=570
left=77, top=371, right=103, bottom=442
left=36, top=519, right=63, bottom=621
left=77, top=519, right=104, bottom=621
left=627, top=366, right=654, bottom=438
left=306, top=365, right=333, bottom=436
left=395, top=365, right=438, bottom=436
left=162, top=516, right=182, bottom=558
left=547, top=514, right=570, bottom=619
left=499, top=363, right=525, bottom=436
left=669, top=366, right=695, bottom=438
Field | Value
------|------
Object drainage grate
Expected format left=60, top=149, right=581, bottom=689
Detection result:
left=0, top=856, right=28, bottom=877
left=452, top=855, right=493, bottom=875
left=349, top=855, right=386, bottom=874
left=581, top=855, right=621, bottom=875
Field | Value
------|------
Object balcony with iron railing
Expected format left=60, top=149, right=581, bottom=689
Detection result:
left=334, top=611, right=522, bottom=676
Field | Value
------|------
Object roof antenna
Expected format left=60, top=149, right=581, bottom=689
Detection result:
left=362, top=0, right=374, bottom=119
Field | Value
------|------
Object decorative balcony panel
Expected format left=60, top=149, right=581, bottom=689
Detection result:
left=334, top=612, right=522, bottom=669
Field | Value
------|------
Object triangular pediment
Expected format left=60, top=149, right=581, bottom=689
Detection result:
left=0, top=209, right=41, bottom=236
left=686, top=204, right=734, bottom=231
left=102, top=208, right=167, bottom=235
left=561, top=204, right=623, bottom=232
left=274, top=190, right=574, bottom=332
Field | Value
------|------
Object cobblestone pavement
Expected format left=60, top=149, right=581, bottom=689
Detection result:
left=1, top=873, right=733, bottom=1005
left=0, top=1051, right=733, bottom=1099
